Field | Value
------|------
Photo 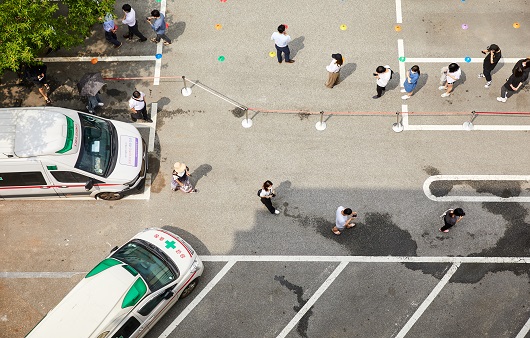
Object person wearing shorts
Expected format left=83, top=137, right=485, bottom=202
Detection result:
left=332, top=206, right=357, bottom=235
left=439, top=63, right=461, bottom=97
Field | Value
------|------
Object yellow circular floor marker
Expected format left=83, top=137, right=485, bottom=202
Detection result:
left=340, top=24, right=347, bottom=31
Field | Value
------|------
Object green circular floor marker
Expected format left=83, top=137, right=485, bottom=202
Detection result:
left=399, top=56, right=406, bottom=62
left=218, top=56, right=225, bottom=62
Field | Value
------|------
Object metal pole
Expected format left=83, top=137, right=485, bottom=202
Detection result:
left=242, top=108, right=253, bottom=128
left=463, top=110, right=476, bottom=130
left=392, top=111, right=404, bottom=132
left=181, top=76, right=192, bottom=96
left=315, top=111, right=327, bottom=131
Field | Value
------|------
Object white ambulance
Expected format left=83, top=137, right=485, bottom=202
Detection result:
left=0, top=107, right=147, bottom=200
left=26, top=228, right=204, bottom=338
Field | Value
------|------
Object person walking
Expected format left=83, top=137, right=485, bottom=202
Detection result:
left=128, top=90, right=153, bottom=122
left=373, top=65, right=392, bottom=99
left=147, top=10, right=171, bottom=45
left=86, top=93, right=104, bottom=114
left=121, top=4, right=147, bottom=42
left=439, top=63, right=461, bottom=97
left=26, top=64, right=51, bottom=104
left=271, top=24, right=294, bottom=64
left=401, top=65, right=420, bottom=100
left=258, top=180, right=280, bottom=214
left=332, top=206, right=357, bottom=235
left=171, top=162, right=197, bottom=193
left=440, top=208, right=465, bottom=233
left=513, top=58, right=530, bottom=83
left=478, top=44, right=501, bottom=88
left=497, top=67, right=524, bottom=103
left=325, top=53, right=343, bottom=88
left=103, top=16, right=122, bottom=48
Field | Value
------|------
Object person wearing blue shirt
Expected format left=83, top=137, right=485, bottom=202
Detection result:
left=103, top=17, right=122, bottom=48
left=147, top=10, right=171, bottom=45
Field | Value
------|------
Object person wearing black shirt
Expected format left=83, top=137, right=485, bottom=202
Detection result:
left=512, top=58, right=530, bottom=83
left=478, top=44, right=501, bottom=88
left=497, top=67, right=524, bottom=102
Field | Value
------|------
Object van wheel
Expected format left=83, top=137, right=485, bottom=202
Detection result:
left=96, top=192, right=123, bottom=200
left=180, top=279, right=198, bottom=299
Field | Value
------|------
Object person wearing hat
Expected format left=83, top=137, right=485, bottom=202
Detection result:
left=171, top=162, right=197, bottom=193
left=440, top=208, right=465, bottom=233
left=325, top=53, right=343, bottom=88
left=478, top=44, right=502, bottom=88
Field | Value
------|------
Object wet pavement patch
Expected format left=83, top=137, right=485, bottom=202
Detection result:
left=429, top=180, right=526, bottom=198
left=231, top=107, right=245, bottom=118
left=274, top=275, right=311, bottom=338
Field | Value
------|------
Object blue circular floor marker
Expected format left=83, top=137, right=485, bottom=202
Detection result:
left=464, top=56, right=471, bottom=63
left=155, top=54, right=162, bottom=59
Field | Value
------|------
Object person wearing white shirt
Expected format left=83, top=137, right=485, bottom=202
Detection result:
left=373, top=65, right=392, bottom=98
left=271, top=24, right=294, bottom=64
left=439, top=63, right=461, bottom=97
left=122, top=4, right=147, bottom=42
left=128, top=90, right=152, bottom=122
left=325, top=53, right=343, bottom=88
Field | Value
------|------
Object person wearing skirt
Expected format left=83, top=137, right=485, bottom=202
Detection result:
left=171, top=162, right=197, bottom=193
left=325, top=53, right=343, bottom=88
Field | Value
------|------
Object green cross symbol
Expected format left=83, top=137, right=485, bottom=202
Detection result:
left=165, top=240, right=176, bottom=249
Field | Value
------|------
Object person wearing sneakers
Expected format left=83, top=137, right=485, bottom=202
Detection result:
left=271, top=24, right=294, bottom=64
left=373, top=65, right=393, bottom=99
left=128, top=90, right=153, bottom=123
left=121, top=4, right=147, bottom=42
left=259, top=180, right=280, bottom=214
left=171, top=162, right=197, bottom=193
left=26, top=64, right=51, bottom=104
left=497, top=67, right=524, bottom=103
left=401, top=65, right=420, bottom=100
left=440, top=208, right=465, bottom=233
left=332, top=206, right=357, bottom=235
left=103, top=16, right=122, bottom=48
left=147, top=10, right=171, bottom=45
left=478, top=44, right=501, bottom=88
left=439, top=63, right=461, bottom=97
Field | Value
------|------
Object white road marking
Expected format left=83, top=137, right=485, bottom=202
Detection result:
left=148, top=102, right=157, bottom=152
left=0, top=272, right=83, bottom=278
left=395, top=0, right=403, bottom=23
left=405, top=57, right=522, bottom=63
left=401, top=112, right=530, bottom=132
left=276, top=261, right=348, bottom=338
left=515, top=315, right=530, bottom=338
left=398, top=39, right=405, bottom=86
left=38, top=56, right=156, bottom=62
left=154, top=44, right=163, bottom=86
left=394, top=263, right=460, bottom=338
left=158, top=261, right=236, bottom=338
left=423, top=175, right=530, bottom=202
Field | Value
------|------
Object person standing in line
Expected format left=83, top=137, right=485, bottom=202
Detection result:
left=128, top=90, right=153, bottom=122
left=26, top=64, right=51, bottom=104
left=325, top=53, right=343, bottom=88
left=478, top=44, right=501, bottom=88
left=103, top=16, right=122, bottom=48
left=147, top=10, right=171, bottom=45
left=439, top=63, right=461, bottom=97
left=373, top=65, right=392, bottom=99
left=401, top=65, right=420, bottom=100
left=440, top=208, right=465, bottom=233
left=86, top=92, right=104, bottom=114
left=271, top=24, right=294, bottom=64
left=171, top=162, right=197, bottom=193
left=332, top=206, right=357, bottom=235
left=121, top=4, right=147, bottom=42
left=259, top=180, right=280, bottom=214
left=512, top=58, right=530, bottom=83
left=497, top=67, right=524, bottom=103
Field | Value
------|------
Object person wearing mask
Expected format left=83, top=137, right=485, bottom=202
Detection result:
left=478, top=44, right=501, bottom=88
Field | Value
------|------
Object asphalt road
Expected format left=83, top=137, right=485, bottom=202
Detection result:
left=1, top=0, right=530, bottom=337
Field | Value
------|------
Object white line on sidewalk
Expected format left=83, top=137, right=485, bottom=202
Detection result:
left=276, top=261, right=348, bottom=338
left=515, top=315, right=530, bottom=338
left=158, top=261, right=236, bottom=338
left=398, top=39, right=405, bottom=86
left=148, top=102, right=157, bottom=152
left=395, top=0, right=403, bottom=23
left=405, top=57, right=522, bottom=63
left=394, top=263, right=460, bottom=338
left=0, top=272, right=84, bottom=278
left=39, top=56, right=156, bottom=62
left=423, top=175, right=530, bottom=202
left=404, top=124, right=530, bottom=131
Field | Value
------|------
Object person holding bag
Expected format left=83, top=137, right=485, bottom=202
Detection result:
left=171, top=162, right=197, bottom=193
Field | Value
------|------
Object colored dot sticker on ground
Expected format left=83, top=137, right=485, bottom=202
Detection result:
left=283, top=24, right=288, bottom=29
left=399, top=56, right=406, bottom=62
left=166, top=23, right=169, bottom=29
left=394, top=25, right=401, bottom=32
left=464, top=56, right=471, bottom=62
left=461, top=0, right=466, bottom=2
left=218, top=56, right=225, bottom=62
left=90, top=58, right=98, bottom=64
left=461, top=24, right=468, bottom=30
left=155, top=54, right=162, bottom=59
left=220, top=0, right=226, bottom=2
left=215, top=24, right=222, bottom=30
left=269, top=51, right=276, bottom=57
left=513, top=22, right=520, bottom=28
left=340, top=24, right=347, bottom=30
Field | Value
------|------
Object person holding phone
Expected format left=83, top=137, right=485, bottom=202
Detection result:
left=478, top=44, right=501, bottom=88
left=373, top=65, right=392, bottom=99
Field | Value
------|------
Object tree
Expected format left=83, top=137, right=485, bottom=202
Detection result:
left=0, top=0, right=115, bottom=75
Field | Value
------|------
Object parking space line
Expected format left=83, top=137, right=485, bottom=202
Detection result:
left=0, top=272, right=83, bottom=278
left=515, top=316, right=530, bottom=338
left=394, top=262, right=460, bottom=338
left=398, top=39, right=405, bottom=85
left=401, top=113, right=530, bottom=132
left=276, top=261, right=348, bottom=338
left=405, top=57, right=521, bottom=64
left=423, top=175, right=530, bottom=202
left=200, top=256, right=530, bottom=264
left=158, top=260, right=237, bottom=338
left=395, top=0, right=403, bottom=23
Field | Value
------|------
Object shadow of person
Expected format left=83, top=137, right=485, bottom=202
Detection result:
left=338, top=63, right=357, bottom=83
left=386, top=72, right=401, bottom=92
left=453, top=70, right=466, bottom=91
left=414, top=73, right=429, bottom=93
left=289, top=36, right=305, bottom=59
left=189, top=164, right=212, bottom=186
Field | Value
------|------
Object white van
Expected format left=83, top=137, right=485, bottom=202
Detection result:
left=0, top=107, right=147, bottom=200
left=26, top=228, right=204, bottom=338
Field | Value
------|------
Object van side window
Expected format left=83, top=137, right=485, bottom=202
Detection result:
left=0, top=172, right=46, bottom=186
left=111, top=317, right=141, bottom=338
left=49, top=171, right=102, bottom=183
left=138, top=292, right=168, bottom=316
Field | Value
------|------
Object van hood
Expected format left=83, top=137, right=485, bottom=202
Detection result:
left=107, top=120, right=143, bottom=182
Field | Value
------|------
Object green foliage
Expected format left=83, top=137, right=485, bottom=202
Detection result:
left=0, top=0, right=115, bottom=75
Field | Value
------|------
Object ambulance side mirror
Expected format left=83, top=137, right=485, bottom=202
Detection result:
left=85, top=179, right=94, bottom=191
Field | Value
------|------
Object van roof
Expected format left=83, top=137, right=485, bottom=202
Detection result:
left=0, top=107, right=77, bottom=159
left=26, top=263, right=144, bottom=338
